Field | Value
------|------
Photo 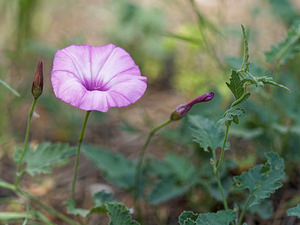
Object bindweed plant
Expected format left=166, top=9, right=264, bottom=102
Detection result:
left=0, top=23, right=298, bottom=225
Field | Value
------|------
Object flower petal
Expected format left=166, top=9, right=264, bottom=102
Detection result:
left=51, top=70, right=87, bottom=108
left=99, top=46, right=139, bottom=86
left=79, top=91, right=110, bottom=112
left=106, top=75, right=147, bottom=107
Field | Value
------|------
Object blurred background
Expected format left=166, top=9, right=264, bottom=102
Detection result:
left=0, top=0, right=300, bottom=224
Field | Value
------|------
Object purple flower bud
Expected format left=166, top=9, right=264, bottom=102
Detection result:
left=32, top=61, right=43, bottom=99
left=170, top=92, right=214, bottom=120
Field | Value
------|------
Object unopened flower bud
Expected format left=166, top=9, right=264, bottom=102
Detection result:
left=170, top=92, right=214, bottom=121
left=32, top=61, right=43, bottom=99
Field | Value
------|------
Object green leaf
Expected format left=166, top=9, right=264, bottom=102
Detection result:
left=164, top=154, right=196, bottom=181
left=189, top=115, right=228, bottom=152
left=240, top=25, right=250, bottom=72
left=256, top=76, right=290, bottom=91
left=93, top=191, right=114, bottom=206
left=146, top=157, right=174, bottom=178
left=0, top=212, right=32, bottom=221
left=179, top=210, right=236, bottom=225
left=15, top=143, right=76, bottom=176
left=199, top=166, right=233, bottom=202
left=82, top=145, right=136, bottom=189
left=287, top=204, right=300, bottom=218
left=233, top=152, right=285, bottom=207
left=148, top=176, right=198, bottom=205
left=225, top=57, right=268, bottom=77
left=165, top=33, right=201, bottom=45
left=265, top=20, right=300, bottom=65
left=65, top=200, right=90, bottom=217
left=146, top=154, right=198, bottom=204
left=107, top=203, right=139, bottom=225
left=226, top=70, right=245, bottom=100
left=248, top=199, right=273, bottom=220
left=219, top=107, right=246, bottom=125
left=0, top=78, right=20, bottom=96
left=268, top=0, right=299, bottom=24
left=66, top=191, right=115, bottom=217
left=225, top=57, right=289, bottom=91
left=179, top=211, right=198, bottom=225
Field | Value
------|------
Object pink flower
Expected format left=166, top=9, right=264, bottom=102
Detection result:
left=170, top=92, right=214, bottom=120
left=51, top=44, right=147, bottom=112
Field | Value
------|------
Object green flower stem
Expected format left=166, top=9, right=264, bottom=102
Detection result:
left=15, top=98, right=37, bottom=187
left=213, top=123, right=230, bottom=210
left=134, top=119, right=172, bottom=223
left=20, top=190, right=79, bottom=225
left=0, top=180, right=79, bottom=225
left=237, top=193, right=253, bottom=225
left=214, top=170, right=228, bottom=210
left=71, top=111, right=91, bottom=202
left=216, top=123, right=230, bottom=171
left=135, top=119, right=172, bottom=197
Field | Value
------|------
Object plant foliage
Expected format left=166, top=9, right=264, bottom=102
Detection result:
left=233, top=152, right=285, bottom=207
left=14, top=143, right=76, bottom=176
left=82, top=145, right=136, bottom=189
left=189, top=115, right=228, bottom=152
left=287, top=204, right=300, bottom=218
left=265, top=20, right=300, bottom=65
left=179, top=210, right=236, bottom=225
left=148, top=154, right=198, bottom=205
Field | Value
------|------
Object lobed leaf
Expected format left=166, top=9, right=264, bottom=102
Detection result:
left=147, top=154, right=198, bottom=204
left=248, top=199, right=273, bottom=220
left=233, top=152, right=285, bottom=207
left=82, top=145, right=136, bottom=189
left=265, top=20, right=300, bottom=65
left=225, top=57, right=289, bottom=91
left=107, top=203, right=139, bottom=225
left=93, top=191, right=114, bottom=206
left=219, top=107, right=246, bottom=125
left=164, top=154, right=196, bottom=181
left=287, top=204, right=300, bottom=218
left=189, top=115, right=228, bottom=152
left=65, top=200, right=90, bottom=217
left=66, top=191, right=115, bottom=217
left=148, top=176, right=198, bottom=205
left=179, top=211, right=198, bottom=225
left=226, top=70, right=246, bottom=100
left=15, top=142, right=76, bottom=176
left=179, top=210, right=236, bottom=225
left=66, top=195, right=139, bottom=225
left=256, top=76, right=290, bottom=91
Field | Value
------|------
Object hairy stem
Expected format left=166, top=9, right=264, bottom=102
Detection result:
left=134, top=119, right=172, bottom=221
left=216, top=123, right=230, bottom=171
left=213, top=123, right=230, bottom=210
left=237, top=193, right=253, bottom=225
left=214, top=170, right=228, bottom=210
left=0, top=180, right=79, bottom=225
left=135, top=119, right=172, bottom=198
left=15, top=98, right=37, bottom=187
left=71, top=111, right=91, bottom=202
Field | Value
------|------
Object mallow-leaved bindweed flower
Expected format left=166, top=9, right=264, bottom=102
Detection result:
left=170, top=92, right=214, bottom=120
left=51, top=44, right=147, bottom=112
